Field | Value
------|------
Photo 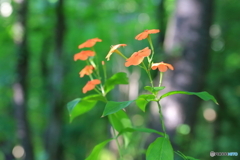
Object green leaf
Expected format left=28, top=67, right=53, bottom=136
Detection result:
left=144, top=86, right=165, bottom=94
left=104, top=72, right=129, bottom=93
left=160, top=91, right=218, bottom=105
left=139, top=94, right=156, bottom=101
left=102, top=100, right=134, bottom=116
left=108, top=110, right=132, bottom=147
left=67, top=97, right=97, bottom=123
left=136, top=94, right=156, bottom=112
left=153, top=86, right=165, bottom=92
left=108, top=110, right=132, bottom=131
left=84, top=94, right=107, bottom=102
left=85, top=139, right=113, bottom=160
left=144, top=86, right=153, bottom=92
left=146, top=137, right=174, bottom=160
left=136, top=98, right=148, bottom=112
left=117, top=127, right=164, bottom=137
left=186, top=157, right=200, bottom=160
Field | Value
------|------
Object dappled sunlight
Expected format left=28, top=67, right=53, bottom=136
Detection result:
left=203, top=108, right=217, bottom=122
left=99, top=149, right=117, bottom=160
left=132, top=114, right=144, bottom=126
left=128, top=68, right=141, bottom=100
left=138, top=13, right=150, bottom=25
left=12, top=145, right=25, bottom=159
left=13, top=83, right=24, bottom=106
left=177, top=124, right=191, bottom=135
left=151, top=100, right=183, bottom=130
left=0, top=1, right=13, bottom=17
left=13, top=0, right=23, bottom=3
left=12, top=22, right=24, bottom=44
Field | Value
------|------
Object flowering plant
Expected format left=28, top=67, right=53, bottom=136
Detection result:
left=67, top=29, right=218, bottom=160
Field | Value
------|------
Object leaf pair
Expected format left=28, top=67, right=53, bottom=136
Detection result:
left=135, top=90, right=218, bottom=112
left=67, top=72, right=129, bottom=122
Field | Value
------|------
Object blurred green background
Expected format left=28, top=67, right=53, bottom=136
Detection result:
left=0, top=0, right=239, bottom=160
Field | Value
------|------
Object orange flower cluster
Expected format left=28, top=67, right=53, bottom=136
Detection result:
left=82, top=79, right=101, bottom=94
left=74, top=30, right=173, bottom=94
left=151, top=62, right=174, bottom=72
left=75, top=38, right=102, bottom=93
left=125, top=47, right=151, bottom=67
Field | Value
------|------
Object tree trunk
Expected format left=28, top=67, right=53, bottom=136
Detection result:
left=13, top=0, right=35, bottom=159
left=151, top=0, right=214, bottom=146
left=44, top=0, right=66, bottom=159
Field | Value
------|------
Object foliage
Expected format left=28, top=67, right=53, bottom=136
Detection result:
left=67, top=30, right=218, bottom=159
left=1, top=0, right=240, bottom=159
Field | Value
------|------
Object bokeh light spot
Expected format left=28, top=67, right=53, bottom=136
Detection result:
left=138, top=13, right=150, bottom=24
left=203, top=108, right=217, bottom=122
left=177, top=124, right=191, bottom=135
left=12, top=145, right=25, bottom=159
left=210, top=24, right=221, bottom=38
left=0, top=2, right=13, bottom=17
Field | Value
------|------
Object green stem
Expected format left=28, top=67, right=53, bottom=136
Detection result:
left=147, top=35, right=155, bottom=62
left=156, top=101, right=166, bottom=134
left=100, top=84, right=106, bottom=96
left=94, top=88, right=102, bottom=95
left=91, top=47, right=99, bottom=70
left=159, top=72, right=164, bottom=87
left=112, top=128, right=123, bottom=160
left=115, top=49, right=127, bottom=59
left=89, top=74, right=94, bottom=81
left=102, top=62, right=107, bottom=83
left=142, top=62, right=154, bottom=87
left=89, top=58, right=100, bottom=77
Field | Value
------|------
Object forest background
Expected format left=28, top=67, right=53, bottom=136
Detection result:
left=0, top=0, right=240, bottom=160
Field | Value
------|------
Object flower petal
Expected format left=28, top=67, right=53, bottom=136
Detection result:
left=151, top=62, right=174, bottom=72
left=147, top=29, right=160, bottom=34
left=74, top=50, right=95, bottom=61
left=74, top=52, right=88, bottom=61
left=138, top=47, right=151, bottom=57
left=105, top=44, right=127, bottom=61
left=135, top=29, right=160, bottom=40
left=79, top=65, right=94, bottom=77
left=82, top=79, right=101, bottom=94
left=166, top=63, right=174, bottom=70
left=125, top=57, right=144, bottom=67
left=91, top=79, right=101, bottom=85
left=135, top=32, right=148, bottom=40
left=82, top=83, right=95, bottom=93
left=158, top=64, right=168, bottom=72
left=78, top=38, right=102, bottom=49
left=151, top=63, right=159, bottom=70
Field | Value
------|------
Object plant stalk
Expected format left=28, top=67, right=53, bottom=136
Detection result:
left=156, top=101, right=166, bottom=134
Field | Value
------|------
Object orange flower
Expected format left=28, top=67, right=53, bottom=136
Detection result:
left=79, top=65, right=94, bottom=77
left=82, top=79, right=101, bottom=94
left=101, top=61, right=105, bottom=65
left=135, top=29, right=160, bottom=40
left=151, top=62, right=174, bottom=72
left=74, top=50, right=95, bottom=61
left=78, top=38, right=102, bottom=49
left=105, top=44, right=127, bottom=61
left=125, top=47, right=151, bottom=67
